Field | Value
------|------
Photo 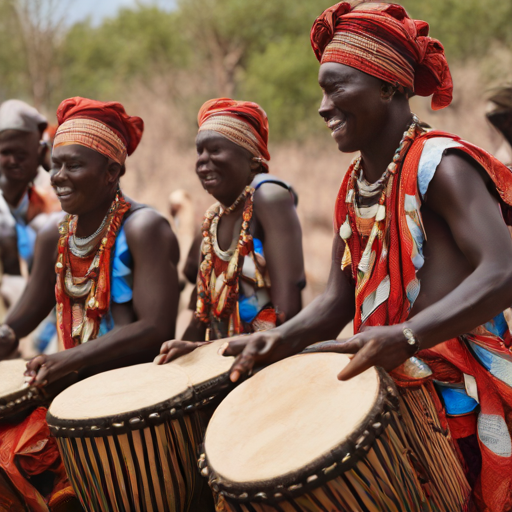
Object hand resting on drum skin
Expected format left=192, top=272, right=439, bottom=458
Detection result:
left=220, top=323, right=416, bottom=382
left=157, top=340, right=209, bottom=364
left=24, top=350, right=82, bottom=387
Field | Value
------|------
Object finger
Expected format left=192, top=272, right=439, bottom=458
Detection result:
left=159, top=341, right=172, bottom=355
left=25, top=355, right=46, bottom=374
left=34, top=364, right=49, bottom=387
left=303, top=339, right=350, bottom=353
left=221, top=337, right=251, bottom=357
left=337, top=349, right=374, bottom=381
left=229, top=342, right=262, bottom=382
left=321, top=336, right=365, bottom=355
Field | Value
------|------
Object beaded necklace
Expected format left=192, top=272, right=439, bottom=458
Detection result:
left=55, top=190, right=131, bottom=348
left=196, top=186, right=256, bottom=330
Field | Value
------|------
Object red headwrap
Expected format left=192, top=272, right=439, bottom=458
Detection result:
left=311, top=2, right=453, bottom=110
left=198, top=98, right=270, bottom=171
left=54, top=97, right=144, bottom=164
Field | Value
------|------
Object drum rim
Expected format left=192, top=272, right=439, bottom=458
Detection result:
left=0, top=385, right=43, bottom=420
left=46, top=371, right=234, bottom=438
left=200, top=366, right=400, bottom=504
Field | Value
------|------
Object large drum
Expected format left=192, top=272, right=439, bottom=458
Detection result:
left=201, top=352, right=471, bottom=512
left=47, top=340, right=234, bottom=512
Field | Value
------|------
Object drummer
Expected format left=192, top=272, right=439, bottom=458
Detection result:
left=0, top=96, right=180, bottom=377
left=159, top=98, right=305, bottom=362
left=221, top=4, right=512, bottom=511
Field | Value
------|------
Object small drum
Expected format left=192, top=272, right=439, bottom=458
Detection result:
left=0, top=359, right=43, bottom=421
left=201, top=352, right=471, bottom=512
left=47, top=340, right=234, bottom=512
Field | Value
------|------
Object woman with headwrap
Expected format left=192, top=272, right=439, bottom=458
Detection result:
left=159, top=98, right=305, bottom=361
left=219, top=4, right=512, bottom=511
left=0, top=97, right=180, bottom=510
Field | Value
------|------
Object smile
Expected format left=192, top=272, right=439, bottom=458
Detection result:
left=54, top=187, right=73, bottom=197
left=327, top=118, right=346, bottom=136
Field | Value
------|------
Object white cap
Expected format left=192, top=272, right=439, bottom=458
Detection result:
left=0, top=100, right=47, bottom=134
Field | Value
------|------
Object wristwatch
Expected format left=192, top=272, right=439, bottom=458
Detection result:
left=403, top=327, right=420, bottom=354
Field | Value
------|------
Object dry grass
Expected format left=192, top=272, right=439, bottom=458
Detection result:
left=120, top=62, right=509, bottom=306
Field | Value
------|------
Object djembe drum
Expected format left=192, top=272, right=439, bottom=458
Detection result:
left=0, top=359, right=43, bottom=421
left=47, top=340, right=234, bottom=512
left=201, top=352, right=471, bottom=512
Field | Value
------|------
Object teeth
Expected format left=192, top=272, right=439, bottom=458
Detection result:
left=55, top=187, right=72, bottom=195
left=327, top=118, right=344, bottom=130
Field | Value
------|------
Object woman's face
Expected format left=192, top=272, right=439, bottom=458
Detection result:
left=50, top=144, right=118, bottom=215
left=195, top=131, right=255, bottom=206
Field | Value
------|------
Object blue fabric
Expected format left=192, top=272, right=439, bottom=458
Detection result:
left=253, top=237, right=264, bottom=256
left=98, top=224, right=134, bottom=335
left=484, top=312, right=509, bottom=339
left=111, top=226, right=133, bottom=304
left=434, top=382, right=479, bottom=416
left=238, top=293, right=260, bottom=323
left=15, top=222, right=36, bottom=263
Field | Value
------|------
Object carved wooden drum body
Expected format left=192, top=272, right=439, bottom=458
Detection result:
left=47, top=340, right=234, bottom=512
left=201, top=353, right=471, bottom=512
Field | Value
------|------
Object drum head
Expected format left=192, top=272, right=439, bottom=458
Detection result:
left=167, top=339, right=235, bottom=388
left=204, top=353, right=380, bottom=484
left=0, top=359, right=28, bottom=398
left=49, top=362, right=190, bottom=421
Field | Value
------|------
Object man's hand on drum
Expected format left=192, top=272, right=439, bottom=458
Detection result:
left=24, top=350, right=81, bottom=387
left=318, top=324, right=417, bottom=380
left=157, top=340, right=209, bottom=364
left=220, top=330, right=286, bottom=383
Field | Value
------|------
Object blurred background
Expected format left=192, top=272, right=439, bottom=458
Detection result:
left=2, top=0, right=511, bottom=301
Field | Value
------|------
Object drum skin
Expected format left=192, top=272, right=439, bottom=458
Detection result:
left=47, top=340, right=234, bottom=512
left=202, top=353, right=471, bottom=512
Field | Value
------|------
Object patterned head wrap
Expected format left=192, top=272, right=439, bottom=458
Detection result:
left=311, top=2, right=453, bottom=110
left=54, top=97, right=144, bottom=165
left=198, top=98, right=270, bottom=171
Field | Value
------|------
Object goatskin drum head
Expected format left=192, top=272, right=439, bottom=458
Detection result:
left=49, top=362, right=190, bottom=421
left=0, top=359, right=28, bottom=397
left=204, top=352, right=379, bottom=483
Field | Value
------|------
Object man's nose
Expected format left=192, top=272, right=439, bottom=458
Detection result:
left=318, top=94, right=334, bottom=119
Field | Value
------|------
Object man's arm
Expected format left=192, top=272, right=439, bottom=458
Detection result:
left=335, top=152, right=512, bottom=380
left=26, top=209, right=180, bottom=384
left=0, top=219, right=59, bottom=358
left=253, top=183, right=305, bottom=322
left=223, top=234, right=356, bottom=381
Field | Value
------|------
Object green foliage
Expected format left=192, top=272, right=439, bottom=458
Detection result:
left=56, top=5, right=189, bottom=103
left=242, top=35, right=325, bottom=140
left=1, top=0, right=511, bottom=139
left=401, top=0, right=512, bottom=61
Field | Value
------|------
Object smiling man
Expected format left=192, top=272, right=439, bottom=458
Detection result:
left=0, top=97, right=180, bottom=509
left=0, top=100, right=59, bottom=276
left=220, top=3, right=512, bottom=511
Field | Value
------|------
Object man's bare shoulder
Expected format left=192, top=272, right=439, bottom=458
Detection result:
left=123, top=205, right=179, bottom=265
left=252, top=174, right=294, bottom=208
left=425, top=149, right=493, bottom=210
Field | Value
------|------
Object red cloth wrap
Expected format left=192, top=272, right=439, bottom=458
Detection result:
left=335, top=129, right=512, bottom=511
left=198, top=98, right=270, bottom=169
left=310, top=2, right=453, bottom=110
left=56, top=96, right=144, bottom=156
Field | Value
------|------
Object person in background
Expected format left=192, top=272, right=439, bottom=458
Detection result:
left=159, top=98, right=305, bottom=362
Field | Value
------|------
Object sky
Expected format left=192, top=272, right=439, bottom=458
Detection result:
left=64, top=0, right=174, bottom=26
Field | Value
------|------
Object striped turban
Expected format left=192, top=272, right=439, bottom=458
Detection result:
left=311, top=2, right=453, bottom=110
left=198, top=98, right=270, bottom=171
left=54, top=97, right=144, bottom=165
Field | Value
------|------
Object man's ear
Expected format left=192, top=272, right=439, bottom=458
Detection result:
left=380, top=82, right=396, bottom=101
left=106, top=161, right=123, bottom=183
